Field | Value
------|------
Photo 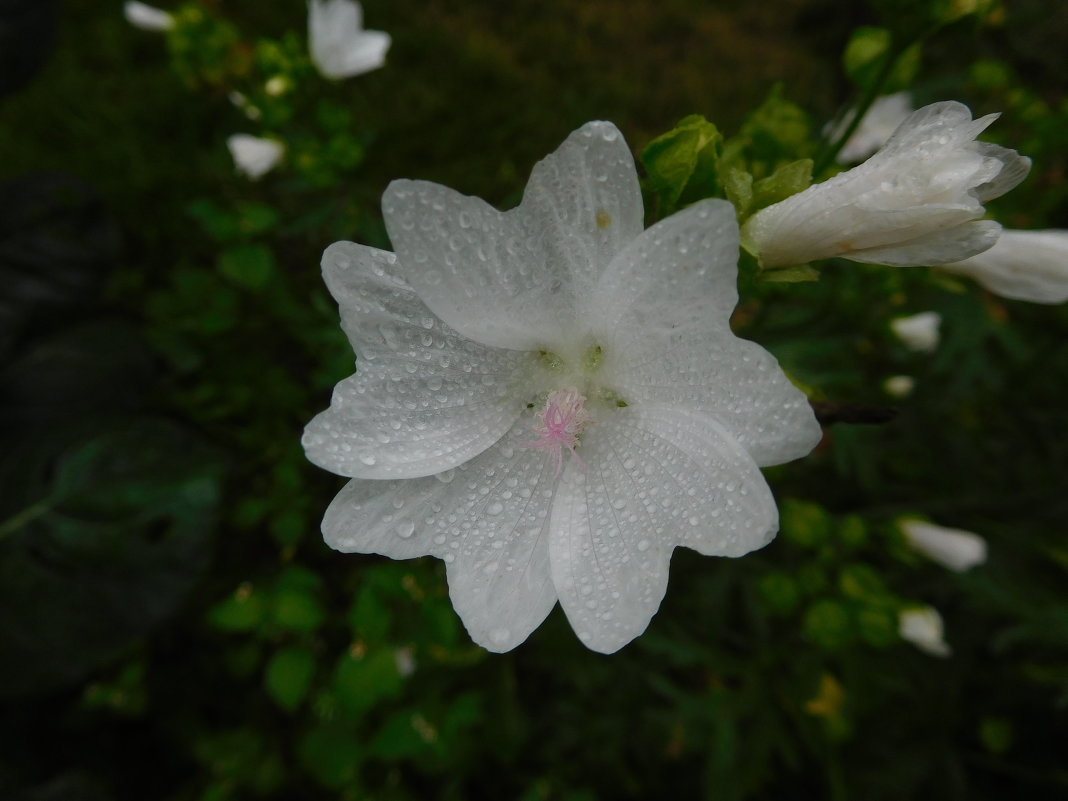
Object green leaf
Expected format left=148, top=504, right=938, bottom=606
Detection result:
left=299, top=726, right=362, bottom=789
left=334, top=648, right=404, bottom=716
left=265, top=646, right=316, bottom=712
left=739, top=85, right=812, bottom=160
left=781, top=499, right=831, bottom=547
left=271, top=586, right=326, bottom=633
left=750, top=158, right=813, bottom=211
left=209, top=585, right=266, bottom=632
left=719, top=162, right=753, bottom=219
left=236, top=201, right=280, bottom=236
left=837, top=515, right=868, bottom=549
left=0, top=418, right=223, bottom=697
left=856, top=607, right=899, bottom=648
left=804, top=600, right=855, bottom=650
left=217, top=244, right=275, bottom=290
left=350, top=584, right=393, bottom=643
left=369, top=711, right=435, bottom=759
left=641, top=114, right=722, bottom=211
left=842, top=27, right=922, bottom=93
left=188, top=198, right=240, bottom=241
left=839, top=563, right=888, bottom=601
left=758, top=571, right=800, bottom=615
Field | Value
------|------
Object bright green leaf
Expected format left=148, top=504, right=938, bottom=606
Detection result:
left=751, top=158, right=813, bottom=211
left=641, top=114, right=722, bottom=210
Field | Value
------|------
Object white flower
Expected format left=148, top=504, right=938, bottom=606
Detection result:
left=302, top=122, right=822, bottom=654
left=226, top=134, right=284, bottom=180
left=123, top=1, right=174, bottom=31
left=901, top=519, right=987, bottom=572
left=883, top=375, right=915, bottom=398
left=831, top=92, right=913, bottom=164
left=743, top=101, right=1031, bottom=269
left=898, top=606, right=951, bottom=657
left=890, top=311, right=941, bottom=352
left=939, top=229, right=1068, bottom=304
left=308, top=0, right=391, bottom=80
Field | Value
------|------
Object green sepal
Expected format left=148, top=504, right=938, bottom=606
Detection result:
left=761, top=264, right=821, bottom=283
left=751, top=158, right=813, bottom=211
left=640, top=114, right=722, bottom=214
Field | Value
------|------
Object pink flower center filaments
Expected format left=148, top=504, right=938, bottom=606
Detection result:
left=527, top=387, right=593, bottom=475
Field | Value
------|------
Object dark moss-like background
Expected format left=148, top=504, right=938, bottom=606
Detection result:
left=1, top=1, right=1066, bottom=800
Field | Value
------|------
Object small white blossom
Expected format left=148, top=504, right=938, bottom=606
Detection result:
left=308, top=0, right=391, bottom=80
left=899, top=606, right=952, bottom=657
left=901, top=519, right=987, bottom=572
left=890, top=311, right=941, bottom=352
left=831, top=92, right=913, bottom=164
left=883, top=375, right=915, bottom=398
left=226, top=134, right=284, bottom=180
left=124, top=1, right=174, bottom=31
left=393, top=647, right=416, bottom=677
left=302, top=122, right=822, bottom=654
left=940, top=229, right=1068, bottom=304
left=743, top=101, right=1031, bottom=269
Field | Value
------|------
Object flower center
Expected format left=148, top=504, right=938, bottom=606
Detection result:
left=526, top=387, right=593, bottom=475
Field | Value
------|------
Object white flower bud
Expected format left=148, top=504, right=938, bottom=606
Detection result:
left=899, top=606, right=951, bottom=657
left=831, top=92, right=913, bottom=164
left=743, top=101, right=1031, bottom=269
left=883, top=375, right=915, bottom=398
left=940, top=229, right=1068, bottom=304
left=890, top=311, right=941, bottom=352
left=124, top=1, right=174, bottom=31
left=226, top=134, right=284, bottom=180
left=901, top=519, right=987, bottom=572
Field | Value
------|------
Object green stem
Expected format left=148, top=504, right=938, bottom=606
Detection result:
left=814, top=41, right=905, bottom=176
left=0, top=498, right=55, bottom=540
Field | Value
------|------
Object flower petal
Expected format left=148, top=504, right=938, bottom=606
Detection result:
left=518, top=120, right=644, bottom=303
left=900, top=519, right=987, bottom=573
left=331, top=30, right=391, bottom=77
left=845, top=219, right=1001, bottom=266
left=612, top=335, right=821, bottom=468
left=940, top=229, right=1068, bottom=304
left=382, top=121, right=642, bottom=351
left=321, top=417, right=560, bottom=652
left=549, top=405, right=779, bottom=654
left=302, top=242, right=537, bottom=479
left=590, top=198, right=739, bottom=346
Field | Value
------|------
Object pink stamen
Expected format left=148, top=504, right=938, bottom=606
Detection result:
left=525, top=387, right=593, bottom=476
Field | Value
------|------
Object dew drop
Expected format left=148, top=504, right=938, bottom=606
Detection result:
left=359, top=454, right=377, bottom=466
left=396, top=521, right=415, bottom=538
left=636, top=539, right=651, bottom=552
left=486, top=502, right=504, bottom=516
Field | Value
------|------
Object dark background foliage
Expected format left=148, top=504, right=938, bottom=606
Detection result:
left=0, top=1, right=1066, bottom=800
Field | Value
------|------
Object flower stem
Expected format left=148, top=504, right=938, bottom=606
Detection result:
left=814, top=40, right=905, bottom=176
left=0, top=498, right=55, bottom=541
